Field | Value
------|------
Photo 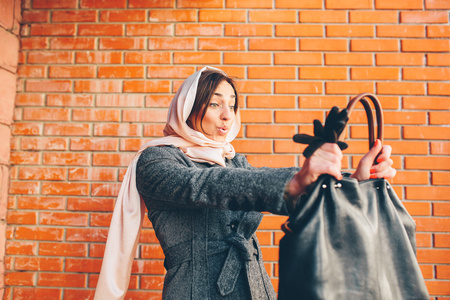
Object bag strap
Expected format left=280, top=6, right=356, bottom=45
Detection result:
left=341, top=93, right=384, bottom=150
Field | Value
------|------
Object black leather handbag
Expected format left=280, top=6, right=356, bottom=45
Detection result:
left=278, top=93, right=429, bottom=300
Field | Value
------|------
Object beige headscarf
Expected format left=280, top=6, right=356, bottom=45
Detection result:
left=94, top=66, right=241, bottom=299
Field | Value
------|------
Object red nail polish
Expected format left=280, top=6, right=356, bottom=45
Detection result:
left=370, top=169, right=376, bottom=174
left=370, top=174, right=377, bottom=179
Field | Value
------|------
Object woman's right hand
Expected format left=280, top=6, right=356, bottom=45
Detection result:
left=287, top=143, right=343, bottom=198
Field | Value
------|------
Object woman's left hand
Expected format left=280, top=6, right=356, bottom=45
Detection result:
left=350, top=139, right=396, bottom=181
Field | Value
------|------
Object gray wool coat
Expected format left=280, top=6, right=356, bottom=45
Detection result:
left=136, top=145, right=299, bottom=300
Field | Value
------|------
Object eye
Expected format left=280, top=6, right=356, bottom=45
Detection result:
left=229, top=106, right=235, bottom=110
left=209, top=103, right=219, bottom=108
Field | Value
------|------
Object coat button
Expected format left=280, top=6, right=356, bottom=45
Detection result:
left=230, top=221, right=239, bottom=231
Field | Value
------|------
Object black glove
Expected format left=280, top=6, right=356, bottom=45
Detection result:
left=293, top=106, right=349, bottom=158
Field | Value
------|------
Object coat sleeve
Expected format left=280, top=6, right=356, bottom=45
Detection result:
left=136, top=146, right=297, bottom=215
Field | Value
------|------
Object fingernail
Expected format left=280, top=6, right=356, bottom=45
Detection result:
left=370, top=169, right=376, bottom=174
left=370, top=174, right=377, bottom=179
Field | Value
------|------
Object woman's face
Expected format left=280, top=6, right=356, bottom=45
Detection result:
left=189, top=80, right=236, bottom=143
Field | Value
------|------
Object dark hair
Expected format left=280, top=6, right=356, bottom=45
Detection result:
left=188, top=70, right=239, bottom=131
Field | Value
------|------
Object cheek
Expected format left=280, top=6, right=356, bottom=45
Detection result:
left=201, top=115, right=215, bottom=131
left=202, top=109, right=215, bottom=123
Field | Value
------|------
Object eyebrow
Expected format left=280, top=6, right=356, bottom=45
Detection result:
left=214, top=92, right=236, bottom=98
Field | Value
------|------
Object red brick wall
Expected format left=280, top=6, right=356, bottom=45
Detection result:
left=7, top=0, right=450, bottom=298
left=0, top=0, right=21, bottom=298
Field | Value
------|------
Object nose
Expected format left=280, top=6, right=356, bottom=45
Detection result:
left=221, top=107, right=232, bottom=121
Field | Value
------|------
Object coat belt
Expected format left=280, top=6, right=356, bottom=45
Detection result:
left=163, top=233, right=258, bottom=296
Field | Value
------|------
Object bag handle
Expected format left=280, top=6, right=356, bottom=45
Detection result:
left=341, top=93, right=384, bottom=150
left=282, top=93, right=384, bottom=234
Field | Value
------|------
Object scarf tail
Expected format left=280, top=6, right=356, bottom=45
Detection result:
left=94, top=159, right=145, bottom=300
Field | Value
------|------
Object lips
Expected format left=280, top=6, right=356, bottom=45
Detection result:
left=218, top=126, right=229, bottom=134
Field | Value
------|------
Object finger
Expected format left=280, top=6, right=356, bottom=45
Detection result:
left=386, top=167, right=397, bottom=179
left=371, top=139, right=383, bottom=155
left=317, top=162, right=342, bottom=180
left=361, top=139, right=383, bottom=165
left=370, top=158, right=393, bottom=173
left=370, top=158, right=395, bottom=178
left=371, top=167, right=396, bottom=180
left=314, top=148, right=342, bottom=168
left=318, top=143, right=343, bottom=160
left=308, top=156, right=342, bottom=181
left=376, top=145, right=392, bottom=163
left=382, top=144, right=392, bottom=156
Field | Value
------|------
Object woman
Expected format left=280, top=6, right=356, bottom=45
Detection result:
left=94, top=66, right=395, bottom=300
